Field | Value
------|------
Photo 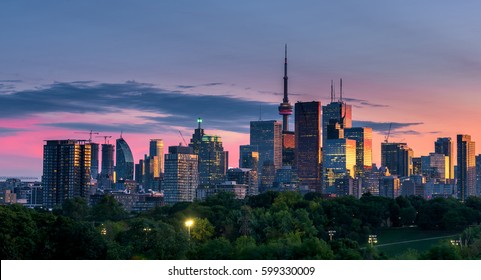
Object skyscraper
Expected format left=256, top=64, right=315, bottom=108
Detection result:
left=163, top=145, right=199, bottom=204
left=435, top=137, right=454, bottom=181
left=149, top=139, right=164, bottom=177
left=295, top=101, right=322, bottom=191
left=323, top=138, right=357, bottom=190
left=250, top=120, right=282, bottom=170
left=189, top=118, right=205, bottom=155
left=100, top=142, right=114, bottom=188
left=322, top=81, right=352, bottom=148
left=476, top=154, right=481, bottom=196
left=381, top=142, right=413, bottom=178
left=198, top=135, right=228, bottom=187
left=90, top=143, right=99, bottom=180
left=345, top=127, right=373, bottom=176
left=457, top=134, right=476, bottom=201
left=42, top=140, right=92, bottom=208
left=115, top=136, right=134, bottom=180
left=239, top=145, right=259, bottom=171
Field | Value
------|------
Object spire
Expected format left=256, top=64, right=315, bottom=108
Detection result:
left=197, top=117, right=202, bottom=129
left=330, top=80, right=334, bottom=103
left=283, top=44, right=288, bottom=103
left=340, top=78, right=343, bottom=102
left=120, top=130, right=123, bottom=139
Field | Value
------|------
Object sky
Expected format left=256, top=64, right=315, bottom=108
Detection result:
left=1, top=0, right=481, bottom=178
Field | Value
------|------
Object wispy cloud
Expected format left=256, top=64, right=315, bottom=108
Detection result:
left=353, top=120, right=423, bottom=133
left=1, top=81, right=278, bottom=134
left=0, top=127, right=24, bottom=136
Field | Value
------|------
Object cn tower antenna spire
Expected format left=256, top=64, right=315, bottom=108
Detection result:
left=278, top=44, right=293, bottom=132
left=283, top=44, right=288, bottom=103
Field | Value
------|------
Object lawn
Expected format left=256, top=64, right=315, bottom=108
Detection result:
left=373, top=227, right=461, bottom=258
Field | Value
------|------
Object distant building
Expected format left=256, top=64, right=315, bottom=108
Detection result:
left=381, top=142, right=413, bottom=178
left=42, top=140, right=92, bottom=208
left=163, top=145, right=199, bottom=204
left=90, top=143, right=99, bottom=180
left=274, top=166, right=298, bottom=192
left=250, top=120, right=283, bottom=171
left=457, top=134, right=476, bottom=201
left=239, top=145, right=259, bottom=171
left=323, top=138, right=356, bottom=193
left=295, top=101, right=322, bottom=192
left=226, top=168, right=258, bottom=196
left=0, top=189, right=16, bottom=205
left=345, top=127, right=373, bottom=177
left=477, top=154, right=481, bottom=196
left=115, top=136, right=134, bottom=181
left=435, top=137, right=454, bottom=181
left=379, top=175, right=401, bottom=199
left=99, top=142, right=115, bottom=188
left=198, top=135, right=228, bottom=187
left=150, top=139, right=164, bottom=177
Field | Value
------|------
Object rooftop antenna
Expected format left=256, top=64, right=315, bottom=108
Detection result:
left=333, top=81, right=336, bottom=102
left=259, top=105, right=262, bottom=121
left=340, top=78, right=343, bottom=102
left=120, top=130, right=123, bottom=139
left=330, top=80, right=334, bottom=103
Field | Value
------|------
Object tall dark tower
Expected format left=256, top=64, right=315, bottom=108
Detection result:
left=278, top=44, right=293, bottom=132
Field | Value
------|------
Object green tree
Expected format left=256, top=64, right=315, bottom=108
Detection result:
left=90, top=195, right=127, bottom=222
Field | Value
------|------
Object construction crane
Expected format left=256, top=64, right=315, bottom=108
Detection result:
left=178, top=131, right=188, bottom=146
left=384, top=123, right=392, bottom=143
left=96, top=135, right=112, bottom=144
left=74, top=130, right=99, bottom=142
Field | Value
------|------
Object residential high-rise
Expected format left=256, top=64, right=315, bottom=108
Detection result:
left=115, top=136, right=134, bottom=180
left=163, top=145, right=199, bottom=204
left=295, top=101, right=322, bottom=191
left=250, top=120, right=282, bottom=170
left=198, top=135, right=228, bottom=187
left=42, top=140, right=92, bottom=208
left=457, top=134, right=476, bottom=201
left=100, top=143, right=115, bottom=188
left=345, top=127, right=373, bottom=176
left=381, top=142, right=413, bottom=178
left=435, top=137, right=454, bottom=181
left=90, top=143, right=99, bottom=180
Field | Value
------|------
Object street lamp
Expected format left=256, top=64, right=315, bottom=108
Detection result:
left=450, top=239, right=461, bottom=246
left=328, top=230, right=336, bottom=241
left=100, top=224, right=107, bottom=235
left=368, top=235, right=378, bottom=247
left=185, top=219, right=194, bottom=238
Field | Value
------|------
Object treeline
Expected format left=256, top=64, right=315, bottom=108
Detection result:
left=1, top=193, right=481, bottom=260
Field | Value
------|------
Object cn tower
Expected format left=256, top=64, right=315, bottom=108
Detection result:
left=278, top=44, right=293, bottom=132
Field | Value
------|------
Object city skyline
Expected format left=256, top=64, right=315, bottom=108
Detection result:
left=1, top=1, right=481, bottom=177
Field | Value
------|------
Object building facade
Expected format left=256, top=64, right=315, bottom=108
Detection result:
left=42, top=140, right=92, bottom=208
left=295, top=101, right=322, bottom=191
left=457, top=134, right=476, bottom=201
left=163, top=146, right=199, bottom=204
